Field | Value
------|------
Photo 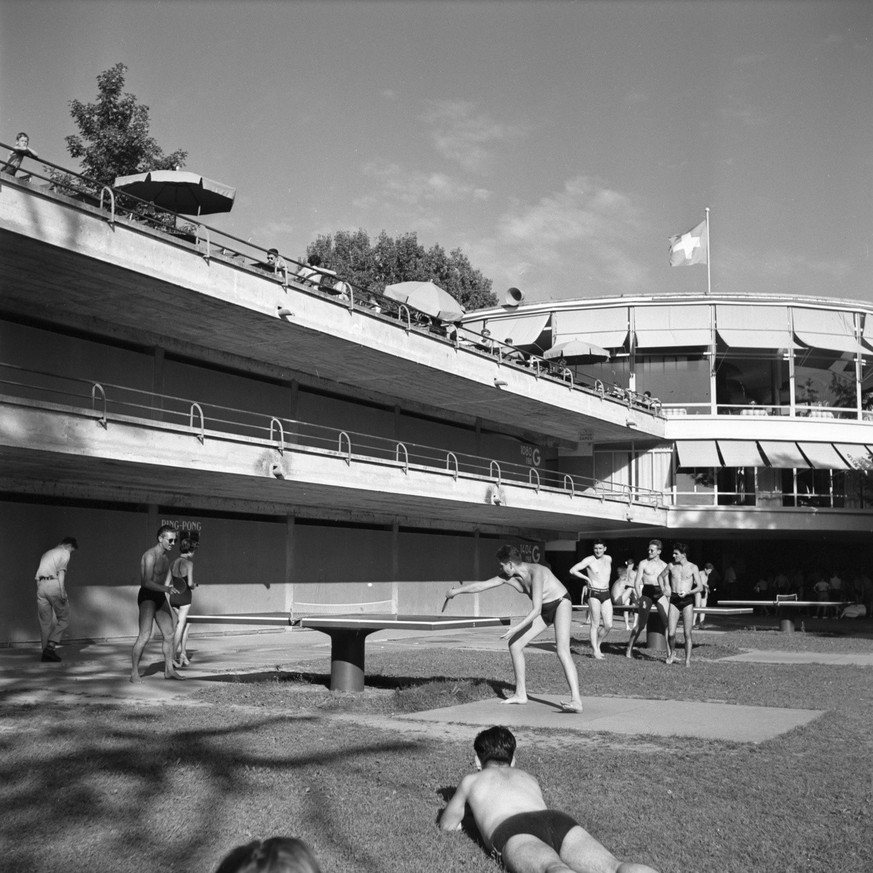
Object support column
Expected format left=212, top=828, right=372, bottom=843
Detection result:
left=285, top=514, right=296, bottom=612
left=391, top=519, right=400, bottom=613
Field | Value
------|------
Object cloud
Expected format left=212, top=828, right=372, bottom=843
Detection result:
left=420, top=100, right=528, bottom=172
left=468, top=176, right=651, bottom=301
left=354, top=160, right=492, bottom=210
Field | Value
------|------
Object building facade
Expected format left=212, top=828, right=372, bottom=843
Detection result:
left=2, top=167, right=871, bottom=644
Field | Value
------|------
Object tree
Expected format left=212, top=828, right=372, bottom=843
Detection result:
left=54, top=63, right=187, bottom=189
left=306, top=230, right=497, bottom=311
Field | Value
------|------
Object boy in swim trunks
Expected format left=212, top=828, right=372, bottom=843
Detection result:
left=625, top=539, right=669, bottom=659
left=445, top=546, right=583, bottom=712
left=130, top=525, right=184, bottom=683
left=440, top=725, right=660, bottom=873
left=569, top=540, right=613, bottom=659
left=658, top=542, right=702, bottom=667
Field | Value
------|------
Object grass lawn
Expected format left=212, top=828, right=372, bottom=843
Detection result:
left=1, top=621, right=871, bottom=873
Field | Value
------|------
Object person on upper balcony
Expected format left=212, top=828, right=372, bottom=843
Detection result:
left=2, top=131, right=39, bottom=177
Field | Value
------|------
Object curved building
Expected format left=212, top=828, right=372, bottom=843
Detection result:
left=1, top=157, right=870, bottom=644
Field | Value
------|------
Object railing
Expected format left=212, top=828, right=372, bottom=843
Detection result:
left=1, top=140, right=663, bottom=420
left=0, top=361, right=664, bottom=509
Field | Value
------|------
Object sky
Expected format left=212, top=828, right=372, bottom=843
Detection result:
left=1, top=0, right=871, bottom=305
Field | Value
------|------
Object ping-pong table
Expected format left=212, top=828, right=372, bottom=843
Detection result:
left=188, top=612, right=511, bottom=692
left=720, top=599, right=848, bottom=632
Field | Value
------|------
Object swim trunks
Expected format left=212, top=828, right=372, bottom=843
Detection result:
left=169, top=572, right=192, bottom=607
left=137, top=586, right=172, bottom=613
left=491, top=809, right=578, bottom=860
left=587, top=588, right=611, bottom=604
left=641, top=584, right=662, bottom=600
left=540, top=595, right=571, bottom=627
left=670, top=592, right=695, bottom=611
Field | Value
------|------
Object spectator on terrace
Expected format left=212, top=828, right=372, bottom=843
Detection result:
left=2, top=131, right=38, bottom=177
left=296, top=254, right=324, bottom=285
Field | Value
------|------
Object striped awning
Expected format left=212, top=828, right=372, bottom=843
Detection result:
left=717, top=441, right=766, bottom=467
left=798, top=443, right=850, bottom=470
left=834, top=444, right=873, bottom=471
left=758, top=441, right=810, bottom=468
left=634, top=304, right=711, bottom=349
left=676, top=441, right=721, bottom=468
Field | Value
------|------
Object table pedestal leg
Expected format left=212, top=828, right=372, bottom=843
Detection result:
left=645, top=610, right=667, bottom=651
left=325, top=629, right=375, bottom=692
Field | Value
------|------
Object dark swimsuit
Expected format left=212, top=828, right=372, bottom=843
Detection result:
left=587, top=587, right=611, bottom=604
left=490, top=810, right=578, bottom=859
left=641, top=584, right=662, bottom=600
left=540, top=594, right=571, bottom=627
left=137, top=586, right=172, bottom=613
left=169, top=570, right=192, bottom=607
left=670, top=591, right=695, bottom=611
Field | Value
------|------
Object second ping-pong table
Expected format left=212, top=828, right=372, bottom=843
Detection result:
left=187, top=612, right=511, bottom=692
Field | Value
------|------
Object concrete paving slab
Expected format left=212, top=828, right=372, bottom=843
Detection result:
left=721, top=649, right=873, bottom=667
left=400, top=694, right=824, bottom=743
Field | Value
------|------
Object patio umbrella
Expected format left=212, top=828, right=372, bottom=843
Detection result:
left=383, top=281, right=464, bottom=319
left=544, top=339, right=610, bottom=364
left=113, top=170, right=236, bottom=216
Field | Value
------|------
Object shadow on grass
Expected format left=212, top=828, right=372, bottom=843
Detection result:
left=0, top=704, right=420, bottom=873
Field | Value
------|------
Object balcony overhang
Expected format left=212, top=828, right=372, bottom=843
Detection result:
left=0, top=181, right=663, bottom=447
left=0, top=398, right=666, bottom=537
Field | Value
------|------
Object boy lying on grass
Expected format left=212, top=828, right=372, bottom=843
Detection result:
left=440, top=726, right=660, bottom=873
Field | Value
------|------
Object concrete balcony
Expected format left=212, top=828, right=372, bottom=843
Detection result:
left=0, top=178, right=662, bottom=447
left=0, top=394, right=667, bottom=538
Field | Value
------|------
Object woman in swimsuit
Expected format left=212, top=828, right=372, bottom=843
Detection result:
left=170, top=536, right=199, bottom=667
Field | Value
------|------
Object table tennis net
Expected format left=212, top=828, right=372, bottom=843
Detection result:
left=290, top=599, right=395, bottom=621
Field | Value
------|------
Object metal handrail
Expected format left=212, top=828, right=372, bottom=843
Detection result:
left=338, top=431, right=351, bottom=464
left=98, top=187, right=115, bottom=226
left=0, top=143, right=670, bottom=417
left=0, top=362, right=670, bottom=507
left=563, top=474, right=575, bottom=498
left=189, top=402, right=205, bottom=443
left=90, top=382, right=107, bottom=428
left=269, top=417, right=285, bottom=454
left=395, top=442, right=409, bottom=473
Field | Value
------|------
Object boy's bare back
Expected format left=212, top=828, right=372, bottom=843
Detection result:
left=453, top=766, right=548, bottom=848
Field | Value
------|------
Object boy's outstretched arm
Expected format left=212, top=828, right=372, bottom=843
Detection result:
left=440, top=775, right=474, bottom=831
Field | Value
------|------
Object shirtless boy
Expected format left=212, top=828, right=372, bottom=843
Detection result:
left=445, top=546, right=583, bottom=713
left=440, top=725, right=660, bottom=873
left=625, top=540, right=669, bottom=659
left=130, top=525, right=184, bottom=683
left=658, top=542, right=703, bottom=667
left=569, top=540, right=613, bottom=659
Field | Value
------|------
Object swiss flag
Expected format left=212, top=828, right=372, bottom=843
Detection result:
left=669, top=220, right=708, bottom=266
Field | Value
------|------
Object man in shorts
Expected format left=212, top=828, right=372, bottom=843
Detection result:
left=440, top=725, right=659, bottom=873
left=625, top=540, right=669, bottom=658
left=445, top=546, right=583, bottom=712
left=569, top=540, right=613, bottom=659
left=130, top=525, right=184, bottom=683
left=658, top=542, right=703, bottom=666
left=34, top=536, right=78, bottom=662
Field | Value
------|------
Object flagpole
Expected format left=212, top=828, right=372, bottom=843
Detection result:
left=705, top=207, right=711, bottom=295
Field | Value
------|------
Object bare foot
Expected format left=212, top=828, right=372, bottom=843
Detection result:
left=593, top=651, right=604, bottom=660
left=665, top=654, right=675, bottom=665
left=560, top=700, right=583, bottom=713
left=625, top=650, right=634, bottom=659
left=501, top=694, right=528, bottom=705
left=164, top=668, right=186, bottom=680
left=684, top=660, right=691, bottom=668
left=129, top=673, right=142, bottom=684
